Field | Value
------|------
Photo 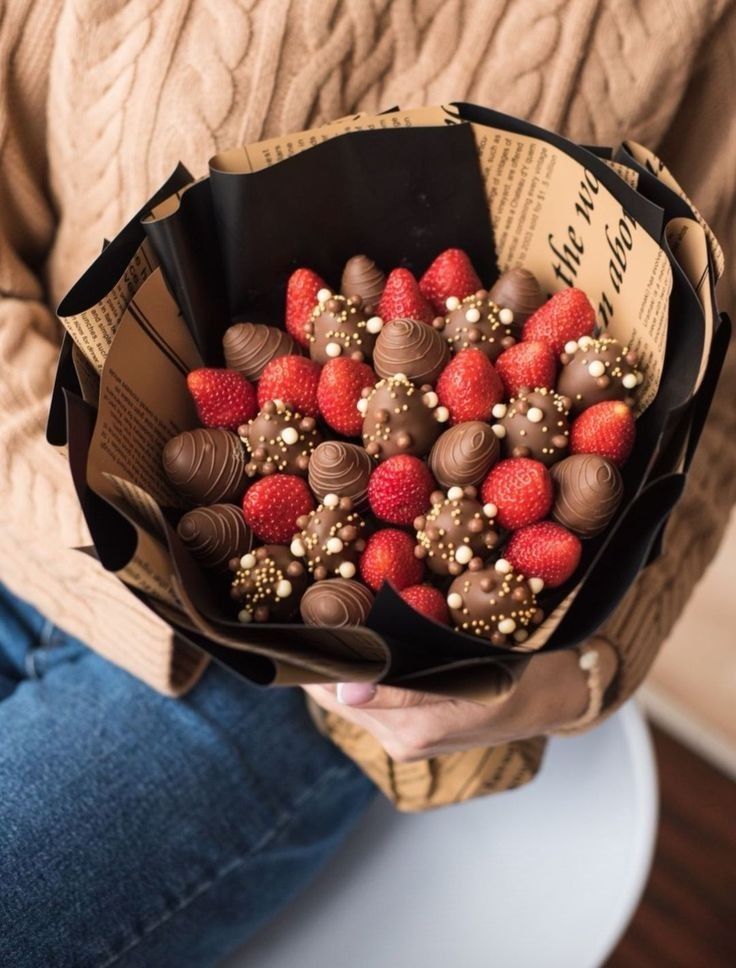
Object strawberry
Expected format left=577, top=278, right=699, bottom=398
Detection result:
left=522, top=288, right=596, bottom=354
left=285, top=267, right=328, bottom=346
left=242, top=475, right=315, bottom=544
left=317, top=357, right=377, bottom=436
left=419, top=248, right=482, bottom=314
left=400, top=584, right=450, bottom=625
left=257, top=355, right=322, bottom=417
left=359, top=529, right=424, bottom=592
left=495, top=340, right=557, bottom=398
left=570, top=400, right=636, bottom=467
left=436, top=348, right=504, bottom=424
left=505, top=520, right=582, bottom=588
left=480, top=458, right=553, bottom=530
left=187, top=367, right=257, bottom=432
left=368, top=455, right=435, bottom=525
left=377, top=268, right=434, bottom=325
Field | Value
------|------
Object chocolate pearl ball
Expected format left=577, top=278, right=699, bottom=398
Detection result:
left=307, top=290, right=382, bottom=364
left=230, top=545, right=308, bottom=623
left=415, top=486, right=500, bottom=576
left=300, top=579, right=375, bottom=628
left=162, top=428, right=248, bottom=505
left=429, top=421, right=500, bottom=490
left=557, top=335, right=644, bottom=416
left=435, top=293, right=515, bottom=362
left=551, top=454, right=624, bottom=538
left=240, top=400, right=321, bottom=477
left=494, top=388, right=571, bottom=467
left=446, top=562, right=544, bottom=646
left=223, top=322, right=301, bottom=380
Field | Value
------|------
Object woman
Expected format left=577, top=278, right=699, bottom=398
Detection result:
left=1, top=1, right=734, bottom=965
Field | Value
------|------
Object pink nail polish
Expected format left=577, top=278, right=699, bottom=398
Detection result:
left=337, top=682, right=376, bottom=706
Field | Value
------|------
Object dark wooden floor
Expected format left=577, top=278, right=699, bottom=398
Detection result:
left=606, top=727, right=736, bottom=967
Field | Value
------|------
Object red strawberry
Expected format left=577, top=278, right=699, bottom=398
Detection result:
left=505, top=521, right=582, bottom=589
left=377, top=268, right=434, bottom=325
left=187, top=367, right=257, bottom=431
left=317, top=357, right=377, bottom=436
left=257, top=355, right=322, bottom=417
left=359, top=529, right=424, bottom=592
left=419, top=248, right=482, bottom=314
left=242, top=475, right=315, bottom=544
left=495, top=340, right=557, bottom=397
left=285, top=268, right=328, bottom=346
left=436, top=348, right=504, bottom=424
left=400, top=584, right=450, bottom=625
left=570, top=400, right=636, bottom=467
left=480, top=458, right=553, bottom=530
left=522, top=288, right=596, bottom=354
left=368, top=455, right=435, bottom=525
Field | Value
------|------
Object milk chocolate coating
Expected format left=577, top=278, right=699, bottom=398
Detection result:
left=497, top=388, right=571, bottom=467
left=447, top=565, right=543, bottom=646
left=488, top=268, right=545, bottom=332
left=361, top=374, right=445, bottom=461
left=300, top=579, right=374, bottom=628
left=177, top=504, right=254, bottom=572
left=373, top=318, right=450, bottom=384
left=551, top=454, right=623, bottom=538
left=307, top=292, right=379, bottom=364
left=163, top=428, right=247, bottom=505
left=230, top=544, right=308, bottom=623
left=291, top=498, right=367, bottom=580
left=429, top=422, right=500, bottom=489
left=308, top=441, right=372, bottom=511
left=557, top=336, right=643, bottom=416
left=415, top=488, right=499, bottom=576
left=241, top=400, right=321, bottom=477
left=223, top=322, right=301, bottom=380
left=341, top=254, right=385, bottom=309
left=435, top=293, right=515, bottom=362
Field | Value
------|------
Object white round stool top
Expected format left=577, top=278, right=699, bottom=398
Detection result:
left=227, top=701, right=657, bottom=968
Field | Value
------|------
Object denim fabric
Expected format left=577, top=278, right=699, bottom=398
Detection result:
left=0, top=583, right=377, bottom=967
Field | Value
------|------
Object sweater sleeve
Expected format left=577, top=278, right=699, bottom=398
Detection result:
left=0, top=2, right=206, bottom=695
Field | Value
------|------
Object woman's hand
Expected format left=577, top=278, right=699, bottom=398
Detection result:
left=302, top=637, right=618, bottom=762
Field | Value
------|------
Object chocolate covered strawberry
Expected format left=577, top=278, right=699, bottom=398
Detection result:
left=359, top=529, right=424, bottom=591
left=400, top=584, right=450, bottom=625
left=495, top=340, right=557, bottom=397
left=378, top=268, right=434, bottom=325
left=419, top=248, right=482, bottom=314
left=285, top=267, right=328, bottom=346
left=522, top=288, right=596, bottom=354
left=436, top=348, right=504, bottom=424
left=505, top=520, right=582, bottom=589
left=317, top=356, right=377, bottom=436
left=570, top=400, right=636, bottom=467
left=187, top=367, right=257, bottom=432
left=242, top=474, right=315, bottom=543
left=257, top=355, right=322, bottom=417
left=368, top=454, right=435, bottom=525
left=481, top=458, right=553, bottom=530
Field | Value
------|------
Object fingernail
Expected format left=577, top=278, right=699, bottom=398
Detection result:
left=337, top=682, right=376, bottom=706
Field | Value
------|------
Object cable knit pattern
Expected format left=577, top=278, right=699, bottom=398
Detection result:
left=1, top=1, right=734, bottom=732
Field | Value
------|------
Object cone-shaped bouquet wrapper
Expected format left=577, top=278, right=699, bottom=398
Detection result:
left=51, top=104, right=729, bottom=705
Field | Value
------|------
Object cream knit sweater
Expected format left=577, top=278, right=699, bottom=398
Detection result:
left=1, top=0, right=735, bottom=703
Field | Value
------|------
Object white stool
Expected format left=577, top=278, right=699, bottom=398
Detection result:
left=226, top=701, right=657, bottom=968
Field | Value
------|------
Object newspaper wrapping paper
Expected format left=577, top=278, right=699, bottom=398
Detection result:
left=50, top=105, right=728, bottom=808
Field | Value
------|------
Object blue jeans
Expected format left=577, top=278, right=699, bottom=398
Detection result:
left=0, top=583, right=377, bottom=967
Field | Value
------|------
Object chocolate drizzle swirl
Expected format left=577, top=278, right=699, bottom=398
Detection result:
left=373, top=317, right=450, bottom=384
left=551, top=454, right=623, bottom=538
left=177, top=504, right=253, bottom=571
left=223, top=322, right=300, bottom=380
left=300, top=579, right=374, bottom=627
left=341, top=254, right=385, bottom=308
left=429, top=421, right=499, bottom=489
left=308, top=441, right=372, bottom=511
left=162, top=428, right=247, bottom=505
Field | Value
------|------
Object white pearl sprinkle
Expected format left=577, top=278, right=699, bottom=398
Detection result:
left=636, top=371, right=644, bottom=385
left=578, top=335, right=594, bottom=349
left=238, top=609, right=253, bottom=624
left=435, top=406, right=450, bottom=423
left=240, top=553, right=256, bottom=570
left=529, top=577, right=545, bottom=595
left=281, top=426, right=299, bottom=445
left=483, top=502, right=498, bottom=519
left=290, top=538, right=306, bottom=557
left=579, top=649, right=599, bottom=671
left=366, top=316, right=384, bottom=334
left=492, top=403, right=508, bottom=419
left=394, top=372, right=408, bottom=382
left=326, top=537, right=344, bottom=554
left=423, top=391, right=439, bottom=409
left=339, top=561, right=356, bottom=579
left=465, top=307, right=481, bottom=323
left=323, top=493, right=340, bottom=508
left=622, top=373, right=638, bottom=389
left=499, top=307, right=514, bottom=325
left=447, top=592, right=463, bottom=610
left=356, top=397, right=368, bottom=414
left=588, top=360, right=606, bottom=378
left=276, top=579, right=292, bottom=599
left=527, top=407, right=544, bottom=423
left=325, top=341, right=342, bottom=358
left=498, top=617, right=516, bottom=635
left=455, top=545, right=473, bottom=564
left=491, top=423, right=506, bottom=438
left=495, top=558, right=511, bottom=574
left=317, top=288, right=332, bottom=302
left=447, top=486, right=464, bottom=501
left=446, top=296, right=460, bottom=311
left=564, top=340, right=579, bottom=354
